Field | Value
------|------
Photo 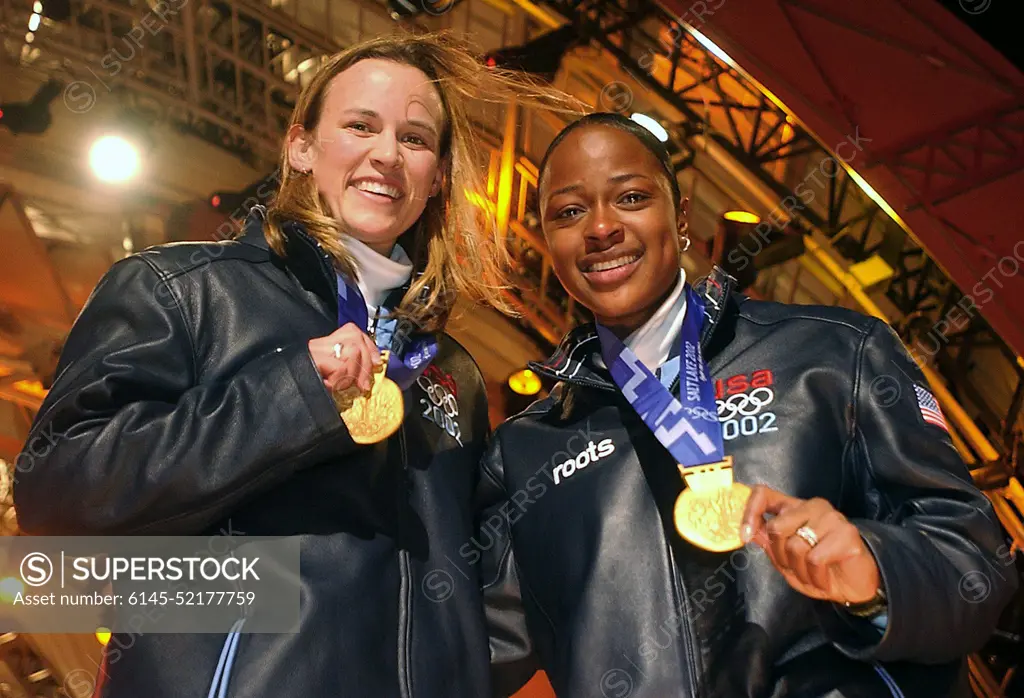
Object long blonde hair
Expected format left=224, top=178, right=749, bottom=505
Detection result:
left=266, top=31, right=585, bottom=332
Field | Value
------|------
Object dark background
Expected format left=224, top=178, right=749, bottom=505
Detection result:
left=935, top=0, right=1021, bottom=71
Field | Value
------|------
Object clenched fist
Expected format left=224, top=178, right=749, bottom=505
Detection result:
left=741, top=485, right=882, bottom=605
left=308, top=322, right=381, bottom=393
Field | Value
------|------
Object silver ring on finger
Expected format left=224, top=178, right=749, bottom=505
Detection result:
left=794, top=525, right=819, bottom=548
left=333, top=343, right=342, bottom=360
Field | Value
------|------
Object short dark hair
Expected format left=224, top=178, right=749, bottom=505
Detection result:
left=537, top=112, right=681, bottom=204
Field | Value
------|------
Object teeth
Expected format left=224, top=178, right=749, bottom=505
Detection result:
left=354, top=180, right=402, bottom=199
left=586, top=254, right=640, bottom=272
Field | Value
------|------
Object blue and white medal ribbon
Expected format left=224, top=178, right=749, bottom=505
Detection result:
left=595, top=285, right=723, bottom=466
left=596, top=284, right=749, bottom=552
left=336, top=274, right=438, bottom=391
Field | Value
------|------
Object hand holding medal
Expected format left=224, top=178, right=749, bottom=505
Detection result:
left=308, top=322, right=382, bottom=393
left=308, top=323, right=405, bottom=444
left=740, top=486, right=883, bottom=605
left=308, top=275, right=439, bottom=444
left=332, top=348, right=404, bottom=444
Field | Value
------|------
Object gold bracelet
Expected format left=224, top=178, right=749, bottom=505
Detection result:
left=843, top=587, right=887, bottom=618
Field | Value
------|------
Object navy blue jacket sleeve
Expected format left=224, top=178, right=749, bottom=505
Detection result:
left=477, top=432, right=542, bottom=697
left=14, top=255, right=354, bottom=535
left=818, top=320, right=1016, bottom=662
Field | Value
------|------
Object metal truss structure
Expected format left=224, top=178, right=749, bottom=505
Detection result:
left=0, top=0, right=393, bottom=169
left=3, top=0, right=1019, bottom=468
left=874, top=101, right=1024, bottom=218
left=540, top=0, right=1024, bottom=467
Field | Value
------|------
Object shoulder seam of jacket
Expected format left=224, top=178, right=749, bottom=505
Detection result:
left=849, top=319, right=897, bottom=516
left=502, top=394, right=559, bottom=424
left=136, top=255, right=199, bottom=384
left=138, top=242, right=270, bottom=281
left=843, top=318, right=876, bottom=509
left=437, top=333, right=490, bottom=437
left=480, top=431, right=511, bottom=591
left=487, top=396, right=559, bottom=489
left=853, top=318, right=894, bottom=427
left=851, top=320, right=879, bottom=428
left=440, top=332, right=486, bottom=385
left=737, top=308, right=873, bottom=336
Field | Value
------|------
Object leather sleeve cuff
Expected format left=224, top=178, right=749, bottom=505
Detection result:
left=282, top=344, right=350, bottom=443
left=817, top=519, right=904, bottom=662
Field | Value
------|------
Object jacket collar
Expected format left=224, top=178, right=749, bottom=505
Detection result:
left=529, top=266, right=737, bottom=390
left=237, top=206, right=417, bottom=315
left=238, top=205, right=338, bottom=311
left=238, top=205, right=270, bottom=249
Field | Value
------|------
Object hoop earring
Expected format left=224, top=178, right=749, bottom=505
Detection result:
left=680, top=235, right=691, bottom=253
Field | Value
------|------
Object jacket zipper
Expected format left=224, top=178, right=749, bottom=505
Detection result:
left=552, top=373, right=702, bottom=697
left=397, top=424, right=413, bottom=698
left=310, top=236, right=414, bottom=696
left=670, top=551, right=701, bottom=698
left=530, top=289, right=728, bottom=696
left=661, top=371, right=701, bottom=696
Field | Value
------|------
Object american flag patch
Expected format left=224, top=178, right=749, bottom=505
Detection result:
left=914, top=384, right=949, bottom=432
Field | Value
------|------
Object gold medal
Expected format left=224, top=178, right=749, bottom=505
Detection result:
left=673, top=456, right=750, bottom=552
left=333, top=350, right=404, bottom=444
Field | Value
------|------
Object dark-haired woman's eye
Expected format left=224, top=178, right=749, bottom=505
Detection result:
left=348, top=122, right=371, bottom=133
left=620, top=191, right=649, bottom=205
left=555, top=206, right=583, bottom=221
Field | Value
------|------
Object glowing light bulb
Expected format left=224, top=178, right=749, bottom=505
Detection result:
left=89, top=135, right=140, bottom=183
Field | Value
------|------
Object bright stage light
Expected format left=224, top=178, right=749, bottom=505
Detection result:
left=723, top=210, right=761, bottom=224
left=89, top=135, right=140, bottom=183
left=507, top=368, right=542, bottom=396
left=630, top=113, right=669, bottom=142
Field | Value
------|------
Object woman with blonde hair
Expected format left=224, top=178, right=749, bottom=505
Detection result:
left=15, top=32, right=578, bottom=698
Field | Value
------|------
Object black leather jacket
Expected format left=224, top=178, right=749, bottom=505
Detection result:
left=477, top=270, right=1016, bottom=698
left=14, top=213, right=493, bottom=698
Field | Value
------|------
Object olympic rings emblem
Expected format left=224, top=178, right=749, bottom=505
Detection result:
left=717, top=387, right=774, bottom=420
left=682, top=406, right=717, bottom=422
left=417, top=375, right=459, bottom=418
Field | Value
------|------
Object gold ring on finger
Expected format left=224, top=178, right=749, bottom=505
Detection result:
left=794, top=525, right=819, bottom=548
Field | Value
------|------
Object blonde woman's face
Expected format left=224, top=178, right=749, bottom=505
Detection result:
left=295, top=59, right=445, bottom=254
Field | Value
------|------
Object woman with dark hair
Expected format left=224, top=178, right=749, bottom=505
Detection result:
left=479, top=112, right=1015, bottom=698
left=14, top=32, right=578, bottom=698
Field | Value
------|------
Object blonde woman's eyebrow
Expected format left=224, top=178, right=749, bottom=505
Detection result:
left=341, top=108, right=438, bottom=138
left=407, top=119, right=439, bottom=138
left=343, top=108, right=378, bottom=119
